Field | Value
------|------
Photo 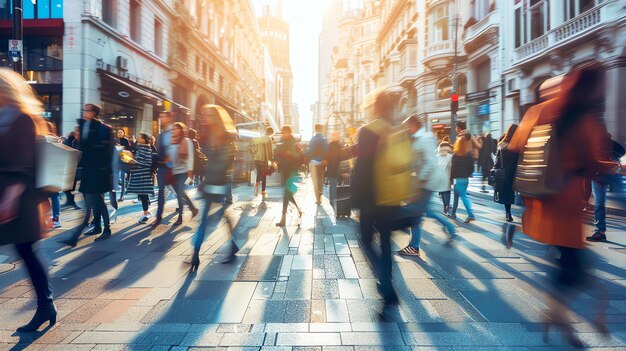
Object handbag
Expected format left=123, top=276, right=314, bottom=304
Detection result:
left=488, top=150, right=505, bottom=187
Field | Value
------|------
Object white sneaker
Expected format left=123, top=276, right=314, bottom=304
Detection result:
left=138, top=213, right=152, bottom=224
left=52, top=221, right=62, bottom=229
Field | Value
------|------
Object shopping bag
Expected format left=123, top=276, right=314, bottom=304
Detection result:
left=36, top=136, right=81, bottom=192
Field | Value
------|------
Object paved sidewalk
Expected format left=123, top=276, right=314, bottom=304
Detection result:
left=1, top=176, right=626, bottom=350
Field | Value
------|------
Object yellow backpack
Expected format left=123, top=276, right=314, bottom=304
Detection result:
left=365, top=119, right=415, bottom=207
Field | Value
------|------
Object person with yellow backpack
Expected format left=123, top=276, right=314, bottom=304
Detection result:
left=352, top=89, right=414, bottom=312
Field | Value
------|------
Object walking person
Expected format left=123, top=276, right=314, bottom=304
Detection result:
left=478, top=132, right=496, bottom=193
left=62, top=126, right=82, bottom=210
left=586, top=134, right=625, bottom=242
left=326, top=131, right=342, bottom=211
left=169, top=122, right=198, bottom=226
left=44, top=122, right=62, bottom=229
left=507, top=69, right=613, bottom=348
left=0, top=68, right=56, bottom=332
left=253, top=127, right=274, bottom=201
left=275, top=125, right=304, bottom=227
left=153, top=111, right=175, bottom=226
left=436, top=137, right=453, bottom=214
left=308, top=124, right=328, bottom=205
left=126, top=133, right=155, bottom=224
left=449, top=121, right=482, bottom=223
left=492, top=124, right=519, bottom=222
left=60, top=103, right=115, bottom=246
left=116, top=129, right=131, bottom=202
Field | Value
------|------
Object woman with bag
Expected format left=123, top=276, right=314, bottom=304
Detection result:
left=275, top=125, right=304, bottom=227
left=169, top=122, right=198, bottom=226
left=0, top=68, right=56, bottom=332
left=191, top=105, right=238, bottom=269
left=449, top=121, right=482, bottom=223
left=491, top=124, right=519, bottom=222
left=126, top=133, right=155, bottom=224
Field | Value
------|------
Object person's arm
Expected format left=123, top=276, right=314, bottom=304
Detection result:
left=186, top=139, right=194, bottom=173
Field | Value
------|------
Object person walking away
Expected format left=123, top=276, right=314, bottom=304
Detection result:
left=254, top=127, right=274, bottom=200
left=62, top=127, right=82, bottom=210
left=169, top=122, right=198, bottom=226
left=187, top=128, right=201, bottom=186
left=116, top=129, right=131, bottom=201
left=586, top=133, right=625, bottom=242
left=308, top=124, right=328, bottom=204
left=436, top=138, right=453, bottom=214
left=449, top=121, right=482, bottom=223
left=60, top=104, right=114, bottom=246
left=192, top=105, right=238, bottom=268
left=326, top=131, right=342, bottom=211
left=478, top=132, right=496, bottom=192
left=0, top=68, right=56, bottom=332
left=153, top=111, right=175, bottom=226
left=126, top=133, right=155, bottom=224
left=44, top=122, right=62, bottom=229
left=352, top=90, right=403, bottom=311
left=508, top=68, right=613, bottom=348
left=492, top=124, right=519, bottom=222
left=275, top=125, right=304, bottom=227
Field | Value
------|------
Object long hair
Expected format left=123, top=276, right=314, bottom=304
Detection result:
left=501, top=124, right=518, bottom=144
left=198, top=104, right=238, bottom=147
left=0, top=68, right=46, bottom=135
left=555, top=67, right=604, bottom=137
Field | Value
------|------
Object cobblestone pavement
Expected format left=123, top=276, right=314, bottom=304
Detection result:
left=1, top=177, right=626, bottom=350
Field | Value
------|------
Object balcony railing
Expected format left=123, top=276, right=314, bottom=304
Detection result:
left=514, top=2, right=611, bottom=63
left=425, top=39, right=453, bottom=58
left=462, top=11, right=498, bottom=48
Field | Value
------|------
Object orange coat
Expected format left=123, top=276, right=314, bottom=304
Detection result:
left=509, top=99, right=606, bottom=249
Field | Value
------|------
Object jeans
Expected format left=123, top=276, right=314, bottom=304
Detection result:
left=49, top=193, right=60, bottom=219
left=173, top=173, right=196, bottom=217
left=156, top=171, right=167, bottom=219
left=119, top=170, right=127, bottom=197
left=310, top=161, right=325, bottom=203
left=408, top=190, right=433, bottom=249
left=452, top=178, right=475, bottom=218
left=138, top=195, right=150, bottom=212
left=440, top=191, right=451, bottom=213
left=426, top=209, right=456, bottom=236
left=360, top=207, right=395, bottom=303
left=14, top=242, right=53, bottom=307
left=592, top=179, right=607, bottom=232
left=328, top=177, right=338, bottom=210
left=193, top=194, right=232, bottom=252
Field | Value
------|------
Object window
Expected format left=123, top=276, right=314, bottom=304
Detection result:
left=514, top=0, right=550, bottom=47
left=130, top=0, right=141, bottom=43
left=154, top=19, right=163, bottom=57
left=17, top=0, right=63, bottom=19
left=565, top=0, right=600, bottom=21
left=436, top=77, right=453, bottom=100
left=103, top=0, right=117, bottom=27
left=431, top=4, right=449, bottom=43
left=457, top=74, right=468, bottom=95
left=471, top=0, right=490, bottom=20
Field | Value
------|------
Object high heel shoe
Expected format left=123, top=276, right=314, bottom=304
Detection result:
left=543, top=321, right=585, bottom=348
left=17, top=304, right=57, bottom=332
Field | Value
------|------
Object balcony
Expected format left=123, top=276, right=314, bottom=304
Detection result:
left=462, top=11, right=499, bottom=53
left=423, top=39, right=454, bottom=72
left=514, top=1, right=615, bottom=65
left=398, top=66, right=419, bottom=86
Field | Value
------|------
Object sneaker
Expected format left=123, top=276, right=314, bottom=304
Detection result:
left=586, top=231, right=607, bottom=242
left=397, top=246, right=420, bottom=257
left=52, top=221, right=62, bottom=229
left=447, top=213, right=457, bottom=219
left=464, top=217, right=476, bottom=224
left=138, top=214, right=152, bottom=224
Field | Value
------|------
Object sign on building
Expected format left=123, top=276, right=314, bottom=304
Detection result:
left=8, top=39, right=22, bottom=61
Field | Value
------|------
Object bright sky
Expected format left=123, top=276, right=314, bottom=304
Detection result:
left=252, top=0, right=333, bottom=140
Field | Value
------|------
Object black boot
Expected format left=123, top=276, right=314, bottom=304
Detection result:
left=16, top=303, right=57, bottom=332
left=95, top=227, right=112, bottom=241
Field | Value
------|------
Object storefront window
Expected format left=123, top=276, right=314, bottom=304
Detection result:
left=24, top=38, right=63, bottom=71
left=101, top=102, right=138, bottom=137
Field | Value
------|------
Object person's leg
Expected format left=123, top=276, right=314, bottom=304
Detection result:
left=96, top=193, right=110, bottom=228
left=14, top=242, right=53, bottom=306
left=193, top=199, right=213, bottom=251
left=109, top=191, right=118, bottom=210
left=426, top=209, right=456, bottom=237
left=50, top=193, right=60, bottom=221
left=172, top=174, right=186, bottom=218
left=310, top=162, right=320, bottom=203
left=260, top=163, right=267, bottom=192
left=456, top=178, right=475, bottom=218
left=376, top=219, right=397, bottom=304
left=592, top=180, right=607, bottom=233
left=442, top=191, right=451, bottom=213
left=140, top=195, right=150, bottom=213
left=329, top=177, right=338, bottom=210
left=156, top=176, right=166, bottom=220
left=451, top=183, right=460, bottom=216
left=282, top=188, right=290, bottom=215
left=119, top=171, right=126, bottom=200
left=225, top=183, right=233, bottom=204
left=359, top=211, right=378, bottom=274
left=505, top=203, right=512, bottom=215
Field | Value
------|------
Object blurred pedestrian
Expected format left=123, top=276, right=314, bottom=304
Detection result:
left=326, top=131, right=342, bottom=211
left=478, top=131, right=496, bottom=192
left=126, top=133, right=155, bottom=224
left=508, top=68, right=613, bottom=348
left=0, top=68, right=56, bottom=332
left=191, top=105, right=238, bottom=268
left=436, top=138, right=453, bottom=214
left=116, top=129, right=131, bottom=201
left=308, top=124, right=328, bottom=204
left=60, top=103, right=115, bottom=246
left=253, top=127, right=274, bottom=201
left=62, top=126, right=82, bottom=210
left=449, top=121, right=482, bottom=223
left=45, top=122, right=62, bottom=229
left=153, top=111, right=175, bottom=226
left=492, top=124, right=519, bottom=222
left=275, top=125, right=304, bottom=227
left=169, top=122, right=198, bottom=226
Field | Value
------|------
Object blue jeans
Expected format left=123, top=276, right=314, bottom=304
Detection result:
left=452, top=178, right=475, bottom=218
left=592, top=179, right=607, bottom=232
left=407, top=190, right=432, bottom=249
left=119, top=170, right=127, bottom=197
left=49, top=192, right=60, bottom=219
left=173, top=173, right=195, bottom=217
left=193, top=194, right=232, bottom=251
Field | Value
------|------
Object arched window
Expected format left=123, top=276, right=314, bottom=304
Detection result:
left=436, top=77, right=452, bottom=100
left=457, top=74, right=468, bottom=95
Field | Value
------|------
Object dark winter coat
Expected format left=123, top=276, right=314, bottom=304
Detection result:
left=0, top=109, right=42, bottom=245
left=450, top=153, right=474, bottom=180
left=126, top=144, right=155, bottom=196
left=201, top=142, right=236, bottom=186
left=77, top=118, right=114, bottom=194
left=352, top=123, right=383, bottom=211
left=493, top=143, right=518, bottom=205
left=478, top=134, right=496, bottom=179
left=275, top=138, right=303, bottom=186
left=326, top=140, right=342, bottom=179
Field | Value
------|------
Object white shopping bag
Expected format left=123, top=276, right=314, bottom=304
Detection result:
left=36, top=136, right=82, bottom=192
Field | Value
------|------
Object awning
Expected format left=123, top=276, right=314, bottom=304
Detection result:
left=98, top=69, right=164, bottom=108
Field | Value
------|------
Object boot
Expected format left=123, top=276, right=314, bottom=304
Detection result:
left=17, top=303, right=57, bottom=332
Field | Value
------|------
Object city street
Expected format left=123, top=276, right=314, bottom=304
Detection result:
left=1, top=178, right=626, bottom=350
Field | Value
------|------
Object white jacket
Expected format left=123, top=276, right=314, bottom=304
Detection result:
left=410, top=128, right=439, bottom=192
left=432, top=148, right=453, bottom=192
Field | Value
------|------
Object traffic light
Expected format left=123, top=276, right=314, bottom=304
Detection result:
left=451, top=93, right=459, bottom=114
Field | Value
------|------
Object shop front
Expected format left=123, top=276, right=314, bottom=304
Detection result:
left=466, top=89, right=493, bottom=135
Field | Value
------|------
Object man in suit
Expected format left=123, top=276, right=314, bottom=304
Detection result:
left=60, top=104, right=114, bottom=246
left=153, top=111, right=175, bottom=226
